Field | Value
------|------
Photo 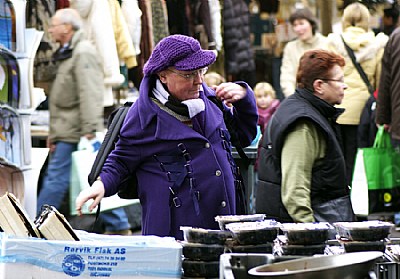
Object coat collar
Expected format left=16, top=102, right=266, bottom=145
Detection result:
left=136, top=76, right=223, bottom=141
left=295, top=88, right=344, bottom=121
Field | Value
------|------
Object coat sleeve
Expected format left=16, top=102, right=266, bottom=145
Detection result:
left=75, top=47, right=105, bottom=135
left=228, top=82, right=258, bottom=148
left=280, top=42, right=297, bottom=97
left=376, top=35, right=393, bottom=125
left=108, top=0, right=137, bottom=69
left=281, top=120, right=326, bottom=223
left=121, top=0, right=142, bottom=56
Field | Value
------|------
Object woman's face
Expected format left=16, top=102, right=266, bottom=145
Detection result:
left=292, top=19, right=313, bottom=41
left=319, top=65, right=348, bottom=105
left=160, top=68, right=207, bottom=101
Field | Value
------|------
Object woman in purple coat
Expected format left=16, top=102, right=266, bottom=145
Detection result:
left=75, top=35, right=258, bottom=240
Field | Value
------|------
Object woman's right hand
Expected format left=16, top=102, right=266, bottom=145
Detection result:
left=75, top=180, right=105, bottom=216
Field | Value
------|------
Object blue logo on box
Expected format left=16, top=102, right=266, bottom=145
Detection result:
left=62, top=254, right=85, bottom=277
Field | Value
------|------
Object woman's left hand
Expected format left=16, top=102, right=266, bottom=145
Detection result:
left=213, top=82, right=247, bottom=105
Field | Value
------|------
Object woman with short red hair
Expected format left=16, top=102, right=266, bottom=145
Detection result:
left=256, top=49, right=355, bottom=224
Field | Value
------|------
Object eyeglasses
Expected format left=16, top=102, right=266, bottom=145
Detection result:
left=320, top=78, right=345, bottom=84
left=49, top=23, right=66, bottom=28
left=167, top=67, right=208, bottom=80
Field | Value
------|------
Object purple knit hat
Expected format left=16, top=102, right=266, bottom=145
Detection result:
left=143, top=35, right=216, bottom=75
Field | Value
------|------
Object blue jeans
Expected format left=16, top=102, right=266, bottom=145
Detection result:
left=100, top=208, right=131, bottom=232
left=37, top=142, right=77, bottom=213
left=37, top=142, right=131, bottom=232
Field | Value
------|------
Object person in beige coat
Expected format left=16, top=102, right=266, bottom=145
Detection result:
left=280, top=8, right=328, bottom=97
left=327, top=2, right=388, bottom=185
left=37, top=8, right=104, bottom=213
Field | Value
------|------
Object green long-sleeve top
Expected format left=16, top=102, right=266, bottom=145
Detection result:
left=281, top=119, right=326, bottom=222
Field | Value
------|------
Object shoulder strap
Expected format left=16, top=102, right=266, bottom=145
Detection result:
left=341, top=36, right=375, bottom=95
left=88, top=102, right=133, bottom=185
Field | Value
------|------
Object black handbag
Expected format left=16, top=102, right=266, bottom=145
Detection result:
left=88, top=102, right=138, bottom=199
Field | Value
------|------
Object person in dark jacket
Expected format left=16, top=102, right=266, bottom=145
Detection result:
left=376, top=27, right=400, bottom=149
left=256, top=49, right=355, bottom=224
left=75, top=34, right=258, bottom=240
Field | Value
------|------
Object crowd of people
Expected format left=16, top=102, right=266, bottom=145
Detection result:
left=38, top=2, right=400, bottom=239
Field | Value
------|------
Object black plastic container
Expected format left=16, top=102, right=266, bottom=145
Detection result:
left=334, top=221, right=394, bottom=241
left=281, top=243, right=327, bottom=256
left=181, top=241, right=225, bottom=261
left=226, top=220, right=280, bottom=245
left=281, top=222, right=333, bottom=245
left=181, top=226, right=232, bottom=245
left=342, top=240, right=386, bottom=253
left=215, top=214, right=266, bottom=230
left=230, top=243, right=273, bottom=254
left=182, top=259, right=219, bottom=278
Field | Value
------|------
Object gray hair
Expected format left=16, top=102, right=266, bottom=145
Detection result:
left=55, top=8, right=82, bottom=31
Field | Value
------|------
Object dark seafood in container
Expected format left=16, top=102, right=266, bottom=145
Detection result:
left=182, top=259, right=219, bottom=278
left=333, top=221, right=394, bottom=241
left=181, top=241, right=225, bottom=261
left=230, top=242, right=274, bottom=254
left=281, top=243, right=327, bottom=256
left=341, top=239, right=387, bottom=253
left=214, top=214, right=265, bottom=230
left=281, top=222, right=333, bottom=245
left=180, top=226, right=232, bottom=245
left=225, top=220, right=281, bottom=245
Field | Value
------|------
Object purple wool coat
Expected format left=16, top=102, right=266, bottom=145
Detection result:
left=100, top=76, right=258, bottom=240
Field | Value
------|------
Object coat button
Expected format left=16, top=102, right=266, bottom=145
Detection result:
left=221, top=201, right=226, bottom=207
left=215, top=170, right=222, bottom=176
left=205, top=142, right=210, bottom=148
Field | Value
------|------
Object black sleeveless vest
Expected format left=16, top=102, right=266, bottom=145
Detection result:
left=256, top=88, right=348, bottom=222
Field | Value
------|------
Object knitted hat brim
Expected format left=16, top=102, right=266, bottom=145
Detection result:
left=173, top=49, right=216, bottom=72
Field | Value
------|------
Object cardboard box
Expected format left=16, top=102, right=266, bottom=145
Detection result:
left=0, top=231, right=182, bottom=278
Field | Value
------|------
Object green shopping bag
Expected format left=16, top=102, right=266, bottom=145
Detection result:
left=364, top=127, right=400, bottom=190
left=351, top=126, right=400, bottom=215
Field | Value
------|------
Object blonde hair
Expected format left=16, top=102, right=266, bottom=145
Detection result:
left=204, top=72, right=225, bottom=87
left=254, top=82, right=276, bottom=99
left=342, top=2, right=370, bottom=32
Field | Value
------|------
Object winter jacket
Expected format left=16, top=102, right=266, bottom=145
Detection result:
left=121, top=0, right=142, bottom=56
left=256, top=89, right=348, bottom=223
left=70, top=0, right=124, bottom=106
left=99, top=76, right=258, bottom=240
left=376, top=27, right=400, bottom=141
left=108, top=0, right=137, bottom=69
left=223, top=0, right=255, bottom=75
left=49, top=30, right=104, bottom=143
left=327, top=27, right=388, bottom=125
left=280, top=33, right=328, bottom=97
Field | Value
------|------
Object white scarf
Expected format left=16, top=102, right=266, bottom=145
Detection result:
left=153, top=79, right=205, bottom=118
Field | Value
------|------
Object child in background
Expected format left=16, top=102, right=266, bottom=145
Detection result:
left=204, top=71, right=226, bottom=87
left=254, top=82, right=280, bottom=135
